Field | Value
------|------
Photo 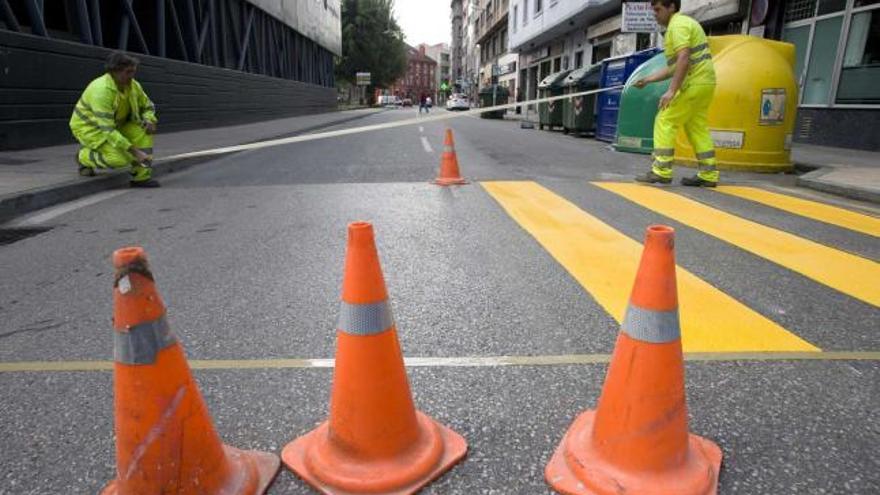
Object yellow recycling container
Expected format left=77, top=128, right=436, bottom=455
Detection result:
left=674, top=35, right=798, bottom=172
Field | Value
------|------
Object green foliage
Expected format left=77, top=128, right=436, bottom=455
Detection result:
left=336, top=0, right=408, bottom=89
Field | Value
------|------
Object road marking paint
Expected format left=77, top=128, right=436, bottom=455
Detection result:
left=419, top=126, right=424, bottom=133
left=158, top=86, right=623, bottom=163
left=9, top=190, right=129, bottom=227
left=715, top=185, right=880, bottom=238
left=1, top=351, right=876, bottom=373
left=421, top=136, right=434, bottom=153
left=596, top=182, right=880, bottom=307
left=481, top=181, right=818, bottom=353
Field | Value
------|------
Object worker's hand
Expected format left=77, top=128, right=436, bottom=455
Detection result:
left=634, top=78, right=648, bottom=89
left=143, top=121, right=157, bottom=134
left=658, top=90, right=675, bottom=110
left=131, top=147, right=150, bottom=164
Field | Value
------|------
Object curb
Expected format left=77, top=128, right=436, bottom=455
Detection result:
left=0, top=110, right=383, bottom=225
left=796, top=167, right=880, bottom=205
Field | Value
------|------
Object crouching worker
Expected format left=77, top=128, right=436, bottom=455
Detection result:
left=70, top=51, right=160, bottom=187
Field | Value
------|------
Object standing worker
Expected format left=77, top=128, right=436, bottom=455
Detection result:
left=633, top=0, right=718, bottom=187
left=70, top=52, right=160, bottom=188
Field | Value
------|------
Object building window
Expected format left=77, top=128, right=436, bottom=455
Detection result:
left=501, top=29, right=507, bottom=52
left=837, top=7, right=880, bottom=103
left=536, top=0, right=543, bottom=14
left=513, top=5, right=518, bottom=32
left=553, top=57, right=561, bottom=72
left=637, top=32, right=652, bottom=50
left=574, top=51, right=584, bottom=68
left=524, top=0, right=529, bottom=25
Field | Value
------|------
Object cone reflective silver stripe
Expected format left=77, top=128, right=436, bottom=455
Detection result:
left=114, top=315, right=177, bottom=364
left=338, top=300, right=395, bottom=336
left=621, top=305, right=681, bottom=343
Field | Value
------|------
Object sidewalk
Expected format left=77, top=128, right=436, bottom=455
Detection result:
left=792, top=143, right=880, bottom=204
left=0, top=108, right=383, bottom=224
left=502, top=111, right=880, bottom=204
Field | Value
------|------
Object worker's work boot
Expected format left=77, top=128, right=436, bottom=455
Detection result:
left=635, top=171, right=672, bottom=184
left=681, top=175, right=717, bottom=187
left=79, top=165, right=96, bottom=177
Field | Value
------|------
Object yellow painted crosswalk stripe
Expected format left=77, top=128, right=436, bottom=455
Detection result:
left=716, top=186, right=880, bottom=238
left=596, top=183, right=880, bottom=307
left=481, top=181, right=818, bottom=353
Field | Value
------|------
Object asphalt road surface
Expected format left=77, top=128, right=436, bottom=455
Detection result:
left=1, top=109, right=878, bottom=494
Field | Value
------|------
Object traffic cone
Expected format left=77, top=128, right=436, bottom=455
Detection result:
left=434, top=128, right=467, bottom=185
left=545, top=225, right=722, bottom=495
left=282, top=221, right=467, bottom=494
left=102, top=247, right=279, bottom=495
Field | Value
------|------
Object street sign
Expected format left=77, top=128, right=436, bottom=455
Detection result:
left=440, top=81, right=450, bottom=91
left=621, top=2, right=659, bottom=33
left=355, top=72, right=371, bottom=86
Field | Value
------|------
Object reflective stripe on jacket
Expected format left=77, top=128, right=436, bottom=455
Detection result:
left=69, top=74, right=157, bottom=150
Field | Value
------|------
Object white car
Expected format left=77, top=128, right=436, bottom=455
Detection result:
left=446, top=94, right=470, bottom=111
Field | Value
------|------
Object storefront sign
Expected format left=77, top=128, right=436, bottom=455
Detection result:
left=622, top=3, right=659, bottom=33
left=356, top=72, right=371, bottom=86
left=760, top=88, right=786, bottom=125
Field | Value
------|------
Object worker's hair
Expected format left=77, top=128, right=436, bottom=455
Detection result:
left=651, top=0, right=681, bottom=11
left=105, top=51, right=140, bottom=72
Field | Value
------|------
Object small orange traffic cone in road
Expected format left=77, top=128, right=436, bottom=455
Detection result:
left=434, top=128, right=468, bottom=185
left=102, top=247, right=279, bottom=495
left=545, top=225, right=722, bottom=495
left=282, top=221, right=467, bottom=494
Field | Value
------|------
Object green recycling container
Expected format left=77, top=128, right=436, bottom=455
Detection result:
left=538, top=70, right=571, bottom=130
left=562, top=64, right=602, bottom=135
left=479, top=85, right=511, bottom=119
left=613, top=52, right=670, bottom=154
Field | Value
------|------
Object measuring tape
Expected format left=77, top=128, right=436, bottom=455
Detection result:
left=159, top=85, right=625, bottom=163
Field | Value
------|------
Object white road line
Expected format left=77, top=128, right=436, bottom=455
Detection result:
left=420, top=136, right=434, bottom=153
left=10, top=190, right=129, bottom=227
left=1, top=351, right=878, bottom=373
left=419, top=126, right=424, bottom=133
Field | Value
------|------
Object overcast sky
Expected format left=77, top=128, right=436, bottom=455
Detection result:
left=394, top=0, right=451, bottom=47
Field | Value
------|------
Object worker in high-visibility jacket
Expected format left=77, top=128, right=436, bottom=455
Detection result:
left=633, top=0, right=718, bottom=187
left=70, top=52, right=159, bottom=187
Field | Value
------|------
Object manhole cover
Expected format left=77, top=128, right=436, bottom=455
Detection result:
left=0, top=227, right=53, bottom=246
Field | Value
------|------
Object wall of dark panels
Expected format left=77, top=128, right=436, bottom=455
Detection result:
left=0, top=31, right=335, bottom=150
left=794, top=108, right=880, bottom=152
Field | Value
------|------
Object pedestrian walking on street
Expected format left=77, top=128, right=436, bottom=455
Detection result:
left=69, top=52, right=160, bottom=187
left=426, top=96, right=433, bottom=113
left=419, top=94, right=427, bottom=114
left=633, top=0, right=718, bottom=187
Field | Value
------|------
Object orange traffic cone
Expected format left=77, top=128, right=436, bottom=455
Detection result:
left=545, top=225, right=722, bottom=495
left=102, top=247, right=279, bottom=495
left=434, top=128, right=467, bottom=185
left=282, top=221, right=467, bottom=494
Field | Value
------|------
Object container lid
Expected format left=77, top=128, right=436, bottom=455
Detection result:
left=563, top=64, right=602, bottom=86
left=538, top=70, right=572, bottom=89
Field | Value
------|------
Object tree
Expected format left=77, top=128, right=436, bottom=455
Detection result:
left=336, top=0, right=408, bottom=95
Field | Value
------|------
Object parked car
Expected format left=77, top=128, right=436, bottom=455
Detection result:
left=446, top=93, right=470, bottom=111
left=376, top=95, right=402, bottom=108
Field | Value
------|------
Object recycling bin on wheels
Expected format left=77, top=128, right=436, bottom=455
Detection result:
left=562, top=64, right=602, bottom=135
left=596, top=48, right=661, bottom=142
left=479, top=85, right=511, bottom=119
left=537, top=70, right=571, bottom=131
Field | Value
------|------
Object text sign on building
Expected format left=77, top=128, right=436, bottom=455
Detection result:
left=621, top=3, right=659, bottom=33
left=356, top=72, right=371, bottom=86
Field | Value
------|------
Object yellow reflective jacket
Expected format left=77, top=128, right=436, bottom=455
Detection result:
left=69, top=73, right=157, bottom=150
